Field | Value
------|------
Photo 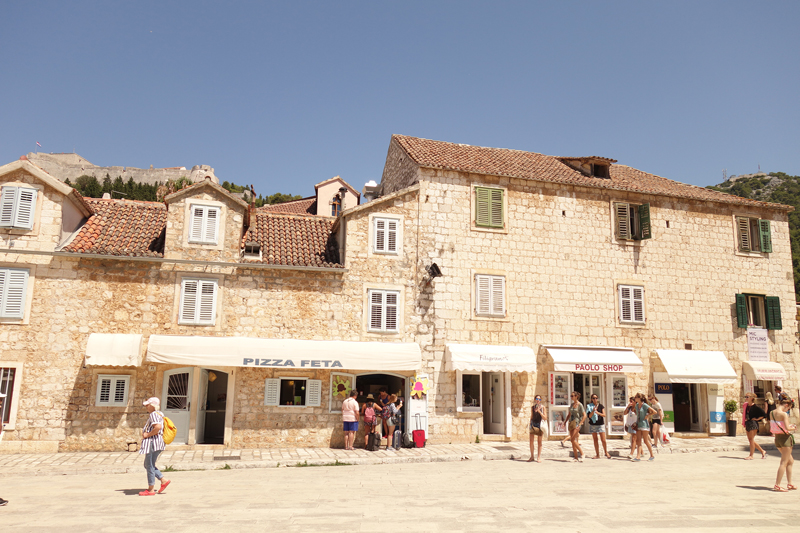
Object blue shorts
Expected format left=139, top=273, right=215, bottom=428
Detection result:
left=343, top=421, right=358, bottom=432
left=589, top=425, right=605, bottom=434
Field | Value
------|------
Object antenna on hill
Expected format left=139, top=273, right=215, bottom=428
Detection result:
left=723, top=169, right=727, bottom=182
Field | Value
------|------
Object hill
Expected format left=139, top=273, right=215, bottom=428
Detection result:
left=708, top=172, right=800, bottom=297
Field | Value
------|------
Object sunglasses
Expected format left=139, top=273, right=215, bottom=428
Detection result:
left=534, top=398, right=541, bottom=401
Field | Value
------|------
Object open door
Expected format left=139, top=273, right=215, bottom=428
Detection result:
left=162, top=368, right=192, bottom=445
left=483, top=372, right=505, bottom=434
left=195, top=369, right=209, bottom=444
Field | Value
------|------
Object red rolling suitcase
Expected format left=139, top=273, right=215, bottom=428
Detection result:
left=412, top=414, right=426, bottom=448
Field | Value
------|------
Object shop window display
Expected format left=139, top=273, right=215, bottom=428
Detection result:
left=279, top=379, right=307, bottom=406
left=461, top=374, right=480, bottom=408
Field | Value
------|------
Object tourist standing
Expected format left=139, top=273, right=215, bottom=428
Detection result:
left=568, top=392, right=586, bottom=462
left=770, top=398, right=796, bottom=491
left=648, top=395, right=664, bottom=448
left=361, top=395, right=379, bottom=448
left=623, top=397, right=637, bottom=458
left=633, top=393, right=656, bottom=461
left=743, top=393, right=766, bottom=460
left=587, top=394, right=610, bottom=459
left=528, top=395, right=548, bottom=463
left=341, top=390, right=359, bottom=450
left=382, top=394, right=403, bottom=451
left=139, top=397, right=170, bottom=496
left=765, top=392, right=777, bottom=422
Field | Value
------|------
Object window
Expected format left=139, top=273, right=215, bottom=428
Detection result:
left=243, top=241, right=261, bottom=260
left=618, top=285, right=645, bottom=324
left=179, top=278, right=218, bottom=325
left=368, top=289, right=399, bottom=332
left=736, top=217, right=772, bottom=253
left=0, top=268, right=29, bottom=320
left=475, top=274, right=505, bottom=317
left=264, top=378, right=322, bottom=407
left=0, top=186, right=37, bottom=230
left=1, top=367, right=17, bottom=425
left=331, top=196, right=341, bottom=217
left=188, top=204, right=220, bottom=244
left=373, top=217, right=399, bottom=254
left=456, top=372, right=481, bottom=412
left=475, top=187, right=504, bottom=228
left=95, top=375, right=130, bottom=407
left=591, top=164, right=609, bottom=178
left=736, top=294, right=781, bottom=330
left=613, top=202, right=651, bottom=241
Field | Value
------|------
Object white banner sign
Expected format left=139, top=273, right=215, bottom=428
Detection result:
left=747, top=328, right=769, bottom=362
left=553, top=363, right=641, bottom=373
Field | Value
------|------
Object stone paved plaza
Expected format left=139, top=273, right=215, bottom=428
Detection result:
left=2, top=440, right=799, bottom=532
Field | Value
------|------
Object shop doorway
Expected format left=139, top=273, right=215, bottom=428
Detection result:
left=355, top=373, right=407, bottom=434
left=482, top=372, right=505, bottom=435
left=196, top=369, right=228, bottom=445
left=574, top=373, right=604, bottom=433
left=162, top=368, right=192, bottom=445
left=673, top=383, right=705, bottom=432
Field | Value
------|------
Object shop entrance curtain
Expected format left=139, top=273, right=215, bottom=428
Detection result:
left=85, top=333, right=143, bottom=366
left=742, top=361, right=787, bottom=381
left=655, top=350, right=737, bottom=384
left=445, top=343, right=536, bottom=372
left=146, top=335, right=422, bottom=371
left=544, top=345, right=643, bottom=373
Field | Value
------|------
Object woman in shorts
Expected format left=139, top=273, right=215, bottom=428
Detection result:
left=567, top=391, right=586, bottom=462
left=743, top=392, right=766, bottom=460
left=382, top=394, right=403, bottom=451
left=770, top=397, right=796, bottom=491
left=623, top=397, right=637, bottom=457
left=633, top=393, right=656, bottom=462
left=648, top=395, right=664, bottom=448
left=527, top=395, right=548, bottom=463
left=587, top=394, right=610, bottom=459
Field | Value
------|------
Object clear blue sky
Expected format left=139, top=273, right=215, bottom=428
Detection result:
left=2, top=1, right=798, bottom=197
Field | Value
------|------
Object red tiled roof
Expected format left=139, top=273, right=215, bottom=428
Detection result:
left=392, top=135, right=793, bottom=211
left=61, top=198, right=166, bottom=257
left=243, top=211, right=342, bottom=268
left=259, top=197, right=317, bottom=215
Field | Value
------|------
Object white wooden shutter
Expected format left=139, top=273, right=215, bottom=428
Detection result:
left=114, top=379, right=127, bottom=403
left=190, top=207, right=205, bottom=242
left=197, top=280, right=217, bottom=325
left=619, top=285, right=644, bottom=323
left=0, top=187, right=17, bottom=227
left=204, top=207, right=219, bottom=243
left=95, top=375, right=129, bottom=406
left=736, top=216, right=751, bottom=252
left=374, top=219, right=386, bottom=252
left=385, top=291, right=398, bottom=331
left=179, top=279, right=199, bottom=324
left=264, top=378, right=280, bottom=406
left=632, top=286, right=645, bottom=322
left=386, top=220, right=398, bottom=252
left=0, top=268, right=28, bottom=319
left=476, top=275, right=491, bottom=315
left=97, top=378, right=112, bottom=404
left=306, top=379, right=322, bottom=407
left=13, top=188, right=37, bottom=229
left=369, top=290, right=383, bottom=330
left=456, top=370, right=463, bottom=413
left=491, top=276, right=505, bottom=316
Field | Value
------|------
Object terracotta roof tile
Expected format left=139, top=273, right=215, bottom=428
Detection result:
left=393, top=135, right=792, bottom=211
left=61, top=198, right=166, bottom=257
left=259, top=197, right=317, bottom=215
left=242, top=211, right=342, bottom=268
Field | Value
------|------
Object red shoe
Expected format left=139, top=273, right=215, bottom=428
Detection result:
left=138, top=490, right=156, bottom=496
left=158, top=480, right=171, bottom=494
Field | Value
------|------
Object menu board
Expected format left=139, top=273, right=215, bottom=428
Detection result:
left=612, top=377, right=627, bottom=408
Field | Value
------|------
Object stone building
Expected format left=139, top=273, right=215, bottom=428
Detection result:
left=0, top=135, right=797, bottom=453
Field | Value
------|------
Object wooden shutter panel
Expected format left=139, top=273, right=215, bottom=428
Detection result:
left=638, top=203, right=651, bottom=240
left=491, top=276, right=505, bottom=316
left=264, top=379, right=280, bottom=406
left=180, top=280, right=199, bottom=323
left=387, top=220, right=397, bottom=252
left=489, top=189, right=503, bottom=227
left=13, top=188, right=37, bottom=229
left=759, top=220, right=772, bottom=253
left=98, top=378, right=111, bottom=404
left=614, top=203, right=631, bottom=240
left=735, top=294, right=748, bottom=328
left=476, top=275, right=491, bottom=315
left=204, top=208, right=219, bottom=243
left=632, top=287, right=645, bottom=322
left=306, top=380, right=322, bottom=407
left=190, top=207, right=205, bottom=242
left=369, top=291, right=383, bottom=330
left=114, top=378, right=127, bottom=404
left=475, top=188, right=490, bottom=226
left=197, top=280, right=217, bottom=324
left=736, top=217, right=751, bottom=252
left=0, top=268, right=28, bottom=319
left=0, top=187, right=17, bottom=227
left=619, top=286, right=632, bottom=322
left=385, top=291, right=398, bottom=331
left=374, top=219, right=385, bottom=252
left=765, top=296, right=782, bottom=330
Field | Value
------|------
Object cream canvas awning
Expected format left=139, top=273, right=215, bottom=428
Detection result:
left=544, top=345, right=643, bottom=373
left=743, top=361, right=787, bottom=381
left=655, top=350, right=737, bottom=384
left=445, top=344, right=536, bottom=372
left=146, top=335, right=422, bottom=371
left=85, top=333, right=143, bottom=366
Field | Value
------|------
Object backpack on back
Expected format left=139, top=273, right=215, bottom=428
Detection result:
left=162, top=414, right=177, bottom=445
left=364, top=406, right=376, bottom=425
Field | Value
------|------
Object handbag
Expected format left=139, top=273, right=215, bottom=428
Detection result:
left=391, top=414, right=401, bottom=425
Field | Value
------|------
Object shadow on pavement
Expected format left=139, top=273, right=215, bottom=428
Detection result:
left=736, top=485, right=774, bottom=491
left=115, top=489, right=145, bottom=496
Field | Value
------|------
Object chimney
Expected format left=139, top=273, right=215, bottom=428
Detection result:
left=361, top=180, right=381, bottom=203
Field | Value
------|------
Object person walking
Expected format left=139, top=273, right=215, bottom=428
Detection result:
left=341, top=389, right=359, bottom=450
left=774, top=386, right=789, bottom=403
left=765, top=391, right=777, bottom=423
left=743, top=393, right=766, bottom=460
left=769, top=397, right=796, bottom=492
left=633, top=393, right=656, bottom=462
left=623, top=397, right=637, bottom=458
left=528, top=395, right=548, bottom=463
left=382, top=394, right=403, bottom=451
left=648, top=395, right=664, bottom=448
left=567, top=391, right=586, bottom=462
left=587, top=394, right=610, bottom=459
left=139, top=397, right=170, bottom=496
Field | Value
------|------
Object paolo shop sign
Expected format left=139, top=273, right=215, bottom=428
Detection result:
left=553, top=363, right=639, bottom=373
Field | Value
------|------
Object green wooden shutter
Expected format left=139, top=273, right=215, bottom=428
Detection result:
left=475, top=188, right=490, bottom=226
left=488, top=188, right=503, bottom=228
left=475, top=187, right=503, bottom=228
left=759, top=220, right=772, bottom=253
left=614, top=203, right=631, bottom=240
left=735, top=294, right=748, bottom=328
left=765, top=296, right=782, bottom=330
left=736, top=217, right=751, bottom=252
left=638, top=203, right=651, bottom=240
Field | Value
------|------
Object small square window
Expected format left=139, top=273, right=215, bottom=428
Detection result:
left=460, top=373, right=481, bottom=411
left=95, top=375, right=130, bottom=407
left=736, top=216, right=772, bottom=253
left=614, top=202, right=651, bottom=241
left=0, top=268, right=29, bottom=320
left=368, top=289, right=399, bottom=332
left=474, top=187, right=504, bottom=228
left=0, top=186, right=37, bottom=230
left=373, top=217, right=399, bottom=254
left=264, top=378, right=322, bottom=407
left=475, top=274, right=505, bottom=317
left=188, top=205, right=220, bottom=244
left=179, top=278, right=218, bottom=325
left=618, top=285, right=645, bottom=324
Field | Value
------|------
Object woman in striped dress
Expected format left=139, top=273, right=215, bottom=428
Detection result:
left=139, top=397, right=170, bottom=496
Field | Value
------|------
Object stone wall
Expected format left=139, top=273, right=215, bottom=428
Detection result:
left=379, top=138, right=421, bottom=195
left=0, top=169, right=70, bottom=252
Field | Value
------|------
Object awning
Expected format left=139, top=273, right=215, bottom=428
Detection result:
left=85, top=333, right=143, bottom=366
left=655, top=350, right=737, bottom=384
left=743, top=361, right=787, bottom=381
left=544, top=345, right=643, bottom=373
left=445, top=344, right=536, bottom=372
left=146, top=335, right=421, bottom=371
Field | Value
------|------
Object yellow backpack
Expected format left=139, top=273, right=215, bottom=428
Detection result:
left=161, top=413, right=177, bottom=445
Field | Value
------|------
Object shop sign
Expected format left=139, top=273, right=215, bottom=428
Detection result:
left=655, top=382, right=673, bottom=395
left=241, top=358, right=343, bottom=368
left=553, top=363, right=638, bottom=373
left=747, top=328, right=769, bottom=362
left=707, top=383, right=722, bottom=396
left=662, top=410, right=674, bottom=423
left=710, top=411, right=726, bottom=423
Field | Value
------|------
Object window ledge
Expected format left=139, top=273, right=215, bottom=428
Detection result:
left=471, top=226, right=508, bottom=235
left=471, top=316, right=509, bottom=323
left=734, top=250, right=769, bottom=258
left=458, top=410, right=482, bottom=417
left=618, top=322, right=647, bottom=329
